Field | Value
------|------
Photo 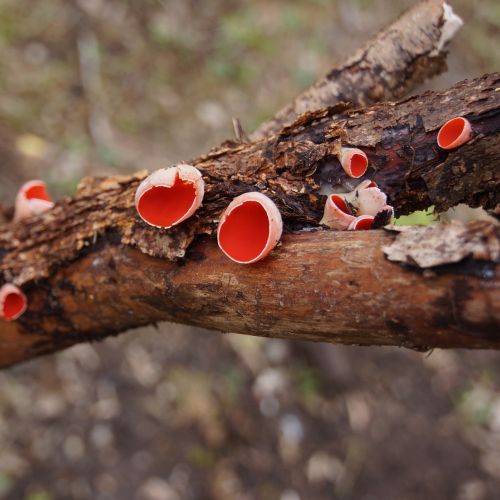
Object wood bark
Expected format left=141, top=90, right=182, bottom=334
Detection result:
left=0, top=71, right=499, bottom=368
left=251, top=0, right=459, bottom=139
left=1, top=222, right=498, bottom=368
left=1, top=72, right=498, bottom=284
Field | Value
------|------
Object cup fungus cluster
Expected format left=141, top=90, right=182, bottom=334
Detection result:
left=135, top=164, right=283, bottom=265
left=321, top=180, right=393, bottom=231
left=2, top=115, right=474, bottom=322
left=133, top=148, right=370, bottom=266
left=320, top=148, right=393, bottom=231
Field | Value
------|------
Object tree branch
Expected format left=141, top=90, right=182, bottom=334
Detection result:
left=2, top=72, right=498, bottom=285
left=251, top=0, right=461, bottom=139
left=1, top=221, right=498, bottom=368
left=0, top=71, right=499, bottom=367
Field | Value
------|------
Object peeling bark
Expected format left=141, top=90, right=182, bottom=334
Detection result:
left=251, top=0, right=460, bottom=140
left=384, top=221, right=500, bottom=268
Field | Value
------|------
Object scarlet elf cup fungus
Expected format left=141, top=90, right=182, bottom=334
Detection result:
left=437, top=117, right=472, bottom=150
left=14, top=180, right=54, bottom=222
left=320, top=193, right=355, bottom=230
left=344, top=182, right=389, bottom=216
left=321, top=180, right=393, bottom=230
left=135, top=164, right=204, bottom=228
left=338, top=147, right=368, bottom=178
left=217, top=192, right=283, bottom=264
left=348, top=215, right=374, bottom=231
left=0, top=284, right=27, bottom=321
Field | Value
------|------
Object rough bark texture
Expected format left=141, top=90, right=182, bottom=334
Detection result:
left=384, top=221, right=500, bottom=268
left=251, top=0, right=458, bottom=140
left=1, top=73, right=498, bottom=288
left=0, top=77, right=499, bottom=366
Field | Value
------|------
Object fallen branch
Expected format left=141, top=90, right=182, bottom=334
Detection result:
left=0, top=221, right=498, bottom=368
left=1, top=73, right=498, bottom=284
left=0, top=71, right=499, bottom=367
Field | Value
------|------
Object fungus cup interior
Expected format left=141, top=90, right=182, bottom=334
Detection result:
left=331, top=195, right=351, bottom=214
left=219, top=201, right=270, bottom=263
left=2, top=292, right=26, bottom=321
left=350, top=153, right=368, bottom=177
left=25, top=184, right=51, bottom=202
left=138, top=174, right=197, bottom=227
left=438, top=117, right=468, bottom=149
left=354, top=218, right=373, bottom=230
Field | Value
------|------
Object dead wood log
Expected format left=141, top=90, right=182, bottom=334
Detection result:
left=251, top=0, right=461, bottom=140
left=0, top=72, right=499, bottom=368
left=0, top=222, right=498, bottom=368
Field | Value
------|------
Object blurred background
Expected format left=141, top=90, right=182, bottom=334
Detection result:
left=0, top=0, right=499, bottom=499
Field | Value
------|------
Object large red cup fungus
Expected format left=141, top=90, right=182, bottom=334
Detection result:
left=0, top=284, right=27, bottom=321
left=14, top=180, right=54, bottom=222
left=135, top=164, right=204, bottom=228
left=339, top=147, right=369, bottom=178
left=217, top=192, right=283, bottom=264
left=437, top=117, right=472, bottom=150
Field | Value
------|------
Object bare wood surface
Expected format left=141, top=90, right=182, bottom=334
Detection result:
left=0, top=223, right=498, bottom=368
left=251, top=0, right=460, bottom=140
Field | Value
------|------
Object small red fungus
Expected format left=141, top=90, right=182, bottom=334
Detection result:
left=348, top=215, right=374, bottom=231
left=14, top=180, right=54, bottom=222
left=0, top=284, right=27, bottom=321
left=135, top=164, right=204, bottom=228
left=217, top=192, right=282, bottom=264
left=320, top=193, right=355, bottom=230
left=321, top=180, right=394, bottom=230
left=437, top=117, right=472, bottom=150
left=339, top=147, right=368, bottom=178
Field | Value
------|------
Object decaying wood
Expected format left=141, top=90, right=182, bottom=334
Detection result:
left=1, top=73, right=498, bottom=287
left=0, top=70, right=499, bottom=367
left=251, top=0, right=461, bottom=139
left=0, top=223, right=498, bottom=368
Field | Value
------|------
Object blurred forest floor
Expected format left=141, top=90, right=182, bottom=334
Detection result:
left=0, top=1, right=499, bottom=499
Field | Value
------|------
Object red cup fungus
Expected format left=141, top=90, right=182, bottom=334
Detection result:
left=14, top=180, right=54, bottom=222
left=217, top=192, right=283, bottom=264
left=321, top=180, right=394, bottom=231
left=135, top=164, right=204, bottom=228
left=320, top=193, right=355, bottom=230
left=437, top=117, right=472, bottom=150
left=348, top=215, right=375, bottom=231
left=0, top=284, right=27, bottom=321
left=339, top=147, right=369, bottom=178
